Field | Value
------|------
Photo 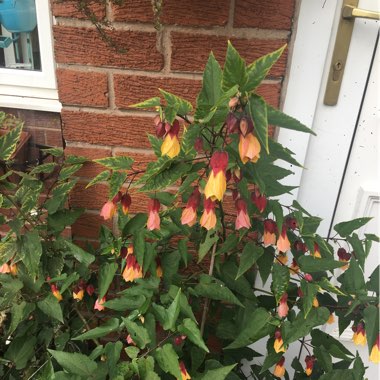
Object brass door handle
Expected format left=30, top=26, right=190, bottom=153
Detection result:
left=324, top=0, right=380, bottom=106
left=342, top=5, right=380, bottom=20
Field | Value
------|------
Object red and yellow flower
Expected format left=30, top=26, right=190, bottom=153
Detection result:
left=121, top=192, right=132, bottom=215
left=278, top=293, right=289, bottom=318
left=369, top=334, right=380, bottom=363
left=263, top=219, right=277, bottom=247
left=73, top=286, right=85, bottom=301
left=337, top=247, right=351, bottom=270
left=327, top=313, right=335, bottom=324
left=204, top=151, right=228, bottom=201
left=100, top=200, right=117, bottom=220
left=94, top=296, right=106, bottom=311
left=312, top=242, right=321, bottom=258
left=352, top=322, right=367, bottom=346
left=251, top=189, right=267, bottom=213
left=235, top=198, right=251, bottom=230
left=147, top=199, right=161, bottom=231
left=200, top=198, right=216, bottom=230
left=50, top=283, right=63, bottom=302
left=122, top=246, right=143, bottom=282
left=161, top=119, right=180, bottom=158
left=277, top=226, right=290, bottom=253
left=273, top=356, right=285, bottom=378
left=156, top=257, right=163, bottom=278
left=238, top=117, right=261, bottom=164
left=290, top=258, right=300, bottom=274
left=0, top=263, right=10, bottom=274
left=304, top=355, right=316, bottom=376
left=179, top=361, right=191, bottom=380
left=181, top=187, right=201, bottom=227
left=274, top=330, right=286, bottom=353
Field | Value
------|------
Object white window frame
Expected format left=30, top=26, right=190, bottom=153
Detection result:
left=0, top=0, right=61, bottom=112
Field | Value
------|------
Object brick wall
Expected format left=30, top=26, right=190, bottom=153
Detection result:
left=51, top=0, right=296, bottom=243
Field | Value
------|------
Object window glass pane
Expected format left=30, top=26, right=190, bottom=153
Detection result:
left=0, top=0, right=41, bottom=70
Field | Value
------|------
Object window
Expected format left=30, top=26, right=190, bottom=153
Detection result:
left=0, top=0, right=61, bottom=112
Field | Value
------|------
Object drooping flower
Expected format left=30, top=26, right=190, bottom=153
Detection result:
left=337, top=247, right=351, bottom=270
left=312, top=297, right=319, bottom=308
left=181, top=187, right=201, bottom=227
left=100, top=200, right=117, bottom=220
left=121, top=192, right=132, bottom=215
left=304, top=355, right=316, bottom=376
left=0, top=263, right=11, bottom=274
left=156, top=257, right=163, bottom=278
left=304, top=273, right=313, bottom=282
left=251, top=189, right=267, bottom=213
left=277, top=226, right=290, bottom=253
left=147, top=199, right=161, bottom=231
left=122, top=246, right=143, bottom=282
left=352, top=322, right=367, bottom=346
left=94, top=296, right=106, bottom=311
left=228, top=97, right=239, bottom=109
left=293, top=240, right=308, bottom=253
left=273, top=356, right=285, bottom=378
left=161, top=119, right=180, bottom=158
left=225, top=112, right=239, bottom=134
left=235, top=198, right=251, bottom=230
left=154, top=115, right=166, bottom=137
left=200, top=198, right=216, bottom=230
left=50, top=284, right=63, bottom=302
left=277, top=252, right=288, bottom=265
left=73, top=287, right=85, bottom=301
left=274, top=330, right=286, bottom=353
left=285, top=217, right=298, bottom=230
left=239, top=133, right=261, bottom=164
left=179, top=361, right=191, bottom=380
left=369, top=334, right=380, bottom=363
left=126, top=334, right=136, bottom=346
left=327, top=313, right=335, bottom=324
left=204, top=151, right=228, bottom=201
left=278, top=293, right=289, bottom=318
left=86, top=284, right=95, bottom=296
left=290, top=258, right=300, bottom=274
left=312, top=242, right=321, bottom=258
left=263, top=219, right=277, bottom=247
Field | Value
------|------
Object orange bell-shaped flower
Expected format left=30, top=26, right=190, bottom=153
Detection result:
left=277, top=226, right=290, bottom=253
left=369, top=334, right=380, bottom=363
left=147, top=199, right=161, bottom=230
left=204, top=151, right=228, bottom=201
left=273, top=356, right=285, bottom=378
left=181, top=187, right=201, bottom=227
left=200, top=198, right=217, bottom=230
left=235, top=198, right=251, bottom=230
left=161, top=119, right=180, bottom=158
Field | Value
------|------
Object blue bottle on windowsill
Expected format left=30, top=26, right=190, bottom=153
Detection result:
left=0, top=0, right=37, bottom=32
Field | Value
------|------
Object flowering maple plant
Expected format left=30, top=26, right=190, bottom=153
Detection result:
left=0, top=44, right=379, bottom=379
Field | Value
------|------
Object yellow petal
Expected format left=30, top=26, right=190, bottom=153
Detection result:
left=204, top=171, right=226, bottom=201
left=161, top=135, right=180, bottom=158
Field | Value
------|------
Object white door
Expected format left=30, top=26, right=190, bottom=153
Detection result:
left=276, top=0, right=379, bottom=377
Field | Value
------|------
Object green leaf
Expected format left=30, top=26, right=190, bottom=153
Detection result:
left=48, top=349, right=97, bottom=377
left=59, top=164, right=83, bottom=181
left=30, top=162, right=57, bottom=175
left=268, top=139, right=302, bottom=167
left=125, top=346, right=140, bottom=359
left=300, top=280, right=319, bottom=317
left=199, top=364, right=236, bottom=380
left=178, top=318, right=209, bottom=352
left=195, top=275, right=244, bottom=307
left=198, top=230, right=219, bottom=263
left=225, top=308, right=273, bottom=349
left=314, top=346, right=333, bottom=372
left=346, top=234, right=366, bottom=270
left=94, top=156, right=134, bottom=170
left=104, top=295, right=146, bottom=311
left=155, top=343, right=181, bottom=379
left=338, top=258, right=366, bottom=294
left=60, top=272, right=80, bottom=293
left=311, top=330, right=354, bottom=360
left=195, top=52, right=222, bottom=120
left=283, top=307, right=330, bottom=344
left=133, top=229, right=145, bottom=268
left=129, top=96, right=161, bottom=109
left=364, top=305, right=379, bottom=354
left=105, top=341, right=123, bottom=379
left=5, top=337, right=37, bottom=370
left=85, top=170, right=110, bottom=188
left=257, top=247, right=274, bottom=284
left=123, top=213, right=148, bottom=236
left=366, top=265, right=379, bottom=293
left=222, top=41, right=247, bottom=91
left=153, top=288, right=181, bottom=330
left=122, top=317, right=151, bottom=349
left=109, top=171, right=128, bottom=199
left=98, top=262, right=118, bottom=300
left=64, top=240, right=95, bottom=265
left=236, top=242, right=264, bottom=279
left=73, top=318, right=119, bottom=341
left=269, top=200, right=284, bottom=232
left=45, top=180, right=77, bottom=213
left=300, top=216, right=322, bottom=236
left=0, top=239, right=17, bottom=265
left=37, top=294, right=63, bottom=323
left=0, top=123, right=22, bottom=161
left=41, top=147, right=64, bottom=157
left=298, top=256, right=345, bottom=272
left=20, top=231, right=42, bottom=277
left=9, top=301, right=35, bottom=335
left=248, top=94, right=268, bottom=153
left=244, top=44, right=286, bottom=92
left=266, top=104, right=316, bottom=135
left=318, top=278, right=346, bottom=296
left=334, top=217, right=372, bottom=237
left=260, top=353, right=283, bottom=374
left=47, top=208, right=84, bottom=235
left=272, top=263, right=290, bottom=302
left=365, top=233, right=380, bottom=242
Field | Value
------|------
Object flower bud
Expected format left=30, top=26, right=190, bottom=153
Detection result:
left=228, top=96, right=239, bottom=109
left=225, top=112, right=239, bottom=134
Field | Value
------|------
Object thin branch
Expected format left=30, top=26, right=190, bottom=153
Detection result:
left=74, top=304, right=101, bottom=346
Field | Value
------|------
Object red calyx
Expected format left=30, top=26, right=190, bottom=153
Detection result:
left=210, top=151, right=229, bottom=174
left=337, top=247, right=351, bottom=261
left=286, top=217, right=298, bottom=230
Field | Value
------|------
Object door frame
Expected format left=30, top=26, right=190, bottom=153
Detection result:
left=277, top=0, right=379, bottom=236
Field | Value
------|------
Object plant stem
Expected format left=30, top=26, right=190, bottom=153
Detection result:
left=200, top=242, right=218, bottom=336
left=74, top=304, right=100, bottom=346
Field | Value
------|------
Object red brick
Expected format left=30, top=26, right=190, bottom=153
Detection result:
left=70, top=182, right=109, bottom=209
left=65, top=146, right=112, bottom=177
left=114, top=75, right=201, bottom=110
left=171, top=33, right=288, bottom=77
left=113, top=0, right=229, bottom=26
left=57, top=69, right=108, bottom=108
left=51, top=0, right=106, bottom=19
left=53, top=26, right=164, bottom=71
left=61, top=110, right=154, bottom=148
left=72, top=212, right=112, bottom=239
left=256, top=83, right=281, bottom=108
left=1, top=108, right=61, bottom=129
left=45, top=129, right=64, bottom=147
left=128, top=191, right=150, bottom=214
left=234, top=0, right=295, bottom=30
